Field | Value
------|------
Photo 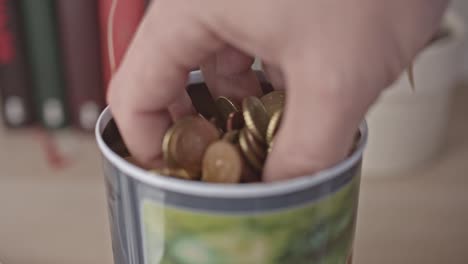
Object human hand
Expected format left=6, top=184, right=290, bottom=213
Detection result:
left=107, top=0, right=448, bottom=181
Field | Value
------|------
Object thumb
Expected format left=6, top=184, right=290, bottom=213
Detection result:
left=263, top=63, right=378, bottom=182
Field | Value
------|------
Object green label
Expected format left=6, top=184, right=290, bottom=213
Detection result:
left=141, top=178, right=359, bottom=264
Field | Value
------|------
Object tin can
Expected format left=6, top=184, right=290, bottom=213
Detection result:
left=95, top=70, right=368, bottom=264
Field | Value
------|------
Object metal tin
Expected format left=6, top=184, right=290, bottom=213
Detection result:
left=96, top=70, right=368, bottom=264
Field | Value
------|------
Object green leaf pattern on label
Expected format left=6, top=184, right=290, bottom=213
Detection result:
left=141, top=177, right=359, bottom=264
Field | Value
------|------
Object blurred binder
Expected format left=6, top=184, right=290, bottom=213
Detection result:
left=56, top=0, right=105, bottom=132
left=0, top=0, right=35, bottom=127
left=20, top=0, right=67, bottom=129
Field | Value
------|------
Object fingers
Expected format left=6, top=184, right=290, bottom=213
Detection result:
left=106, top=0, right=446, bottom=179
left=262, top=63, right=285, bottom=90
left=263, top=61, right=379, bottom=182
left=168, top=91, right=196, bottom=121
left=107, top=0, right=223, bottom=166
left=201, top=46, right=262, bottom=103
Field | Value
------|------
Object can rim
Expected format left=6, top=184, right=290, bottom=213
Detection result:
left=95, top=71, right=368, bottom=198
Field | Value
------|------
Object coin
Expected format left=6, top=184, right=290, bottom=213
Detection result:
left=150, top=167, right=200, bottom=180
left=122, top=77, right=335, bottom=184
left=202, top=141, right=243, bottom=183
left=266, top=110, right=283, bottom=145
left=216, top=96, right=239, bottom=125
left=162, top=124, right=178, bottom=168
left=167, top=116, right=220, bottom=172
left=222, top=130, right=240, bottom=143
left=226, top=111, right=244, bottom=132
left=242, top=96, right=270, bottom=143
left=239, top=128, right=264, bottom=171
left=242, top=128, right=266, bottom=161
left=260, top=90, right=285, bottom=117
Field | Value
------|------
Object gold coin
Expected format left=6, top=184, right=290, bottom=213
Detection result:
left=202, top=141, right=243, bottom=183
left=162, top=124, right=178, bottom=168
left=242, top=96, right=269, bottom=143
left=222, top=130, right=240, bottom=143
left=216, top=96, right=239, bottom=125
left=168, top=116, right=220, bottom=172
left=266, top=110, right=283, bottom=145
left=150, top=167, right=199, bottom=180
left=242, top=128, right=266, bottom=161
left=260, top=90, right=285, bottom=117
left=238, top=128, right=263, bottom=171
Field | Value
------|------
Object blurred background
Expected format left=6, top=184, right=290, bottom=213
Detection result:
left=0, top=0, right=467, bottom=264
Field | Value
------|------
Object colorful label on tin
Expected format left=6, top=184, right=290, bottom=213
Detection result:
left=140, top=177, right=359, bottom=264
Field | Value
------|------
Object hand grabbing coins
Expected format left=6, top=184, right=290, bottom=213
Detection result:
left=128, top=82, right=286, bottom=184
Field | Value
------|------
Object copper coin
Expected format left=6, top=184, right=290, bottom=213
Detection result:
left=266, top=110, right=283, bottom=145
left=242, top=128, right=266, bottom=161
left=216, top=96, right=239, bottom=125
left=162, top=124, right=178, bottom=168
left=202, top=141, right=243, bottom=183
left=260, top=90, right=285, bottom=117
left=238, top=129, right=264, bottom=171
left=168, top=116, right=220, bottom=172
left=242, top=96, right=269, bottom=143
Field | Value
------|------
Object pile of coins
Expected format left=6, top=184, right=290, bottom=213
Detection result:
left=150, top=83, right=285, bottom=183
left=123, top=79, right=362, bottom=183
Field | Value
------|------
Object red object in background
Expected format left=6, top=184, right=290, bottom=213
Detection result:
left=33, top=127, right=70, bottom=170
left=98, top=0, right=145, bottom=93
